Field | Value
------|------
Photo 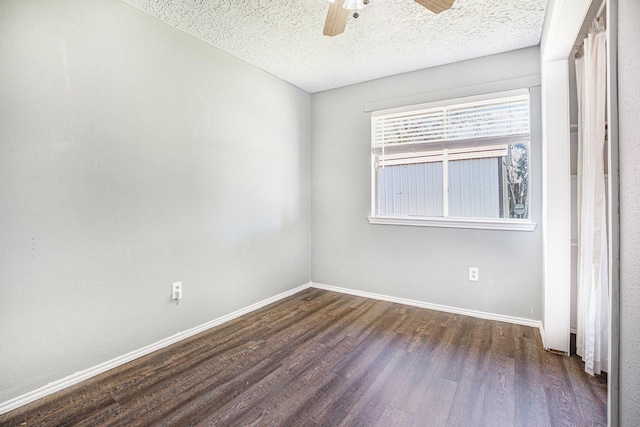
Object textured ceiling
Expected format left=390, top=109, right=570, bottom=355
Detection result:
left=121, top=0, right=547, bottom=93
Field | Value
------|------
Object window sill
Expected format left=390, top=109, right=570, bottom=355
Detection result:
left=367, top=215, right=537, bottom=231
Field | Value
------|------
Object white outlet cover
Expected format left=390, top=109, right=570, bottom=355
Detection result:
left=172, top=281, right=183, bottom=299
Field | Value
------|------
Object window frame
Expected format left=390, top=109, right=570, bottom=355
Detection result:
left=368, top=89, right=537, bottom=232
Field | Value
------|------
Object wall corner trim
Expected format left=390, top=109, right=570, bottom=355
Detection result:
left=539, top=321, right=547, bottom=349
left=0, top=282, right=314, bottom=416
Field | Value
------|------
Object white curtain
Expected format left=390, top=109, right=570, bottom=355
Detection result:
left=575, top=15, right=609, bottom=376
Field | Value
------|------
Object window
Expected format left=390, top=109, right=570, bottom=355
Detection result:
left=369, top=89, right=535, bottom=231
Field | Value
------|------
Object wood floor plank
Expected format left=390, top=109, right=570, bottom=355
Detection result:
left=0, top=289, right=607, bottom=427
left=442, top=318, right=492, bottom=426
left=338, top=347, right=418, bottom=427
left=563, top=354, right=607, bottom=426
left=150, top=355, right=277, bottom=426
left=201, top=336, right=356, bottom=425
left=297, top=323, right=409, bottom=424
left=389, top=324, right=453, bottom=414
left=375, top=406, right=415, bottom=427
left=514, top=336, right=552, bottom=427
left=91, top=339, right=267, bottom=426
left=481, top=353, right=516, bottom=427
left=412, top=376, right=458, bottom=427
left=538, top=342, right=587, bottom=426
left=0, top=360, right=133, bottom=427
left=168, top=297, right=365, bottom=426
left=439, top=316, right=475, bottom=383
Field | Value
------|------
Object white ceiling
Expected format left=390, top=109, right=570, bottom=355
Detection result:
left=121, top=0, right=548, bottom=93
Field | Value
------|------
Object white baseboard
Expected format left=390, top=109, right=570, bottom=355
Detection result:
left=310, top=282, right=544, bottom=331
left=0, top=282, right=313, bottom=416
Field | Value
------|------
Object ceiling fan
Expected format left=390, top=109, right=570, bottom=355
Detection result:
left=323, top=0, right=455, bottom=36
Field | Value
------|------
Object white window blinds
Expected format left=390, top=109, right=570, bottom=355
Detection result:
left=371, top=91, right=530, bottom=157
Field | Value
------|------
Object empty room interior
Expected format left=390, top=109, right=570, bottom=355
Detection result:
left=1, top=0, right=638, bottom=425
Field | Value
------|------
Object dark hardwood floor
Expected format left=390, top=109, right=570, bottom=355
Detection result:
left=0, top=289, right=607, bottom=426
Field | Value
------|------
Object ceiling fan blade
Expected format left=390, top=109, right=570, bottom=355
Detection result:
left=414, top=0, right=455, bottom=14
left=323, top=0, right=349, bottom=37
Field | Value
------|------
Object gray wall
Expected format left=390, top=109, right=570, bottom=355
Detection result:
left=0, top=0, right=310, bottom=402
left=618, top=0, right=640, bottom=423
left=310, top=47, right=543, bottom=320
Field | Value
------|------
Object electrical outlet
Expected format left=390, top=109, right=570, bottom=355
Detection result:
left=469, top=268, right=479, bottom=282
left=172, top=281, right=183, bottom=301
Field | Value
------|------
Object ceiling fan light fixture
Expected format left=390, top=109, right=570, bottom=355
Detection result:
left=342, top=0, right=367, bottom=10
